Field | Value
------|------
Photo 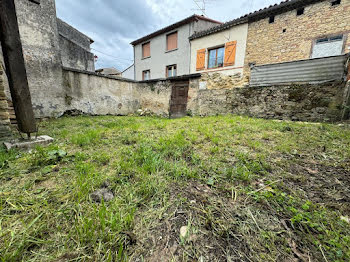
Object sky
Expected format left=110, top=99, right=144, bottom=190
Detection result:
left=55, top=0, right=282, bottom=71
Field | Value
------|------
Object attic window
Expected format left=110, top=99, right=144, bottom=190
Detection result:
left=331, top=0, right=341, bottom=6
left=269, top=16, right=275, bottom=24
left=297, top=8, right=304, bottom=16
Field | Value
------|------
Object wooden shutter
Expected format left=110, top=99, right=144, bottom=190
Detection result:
left=142, top=42, right=150, bottom=58
left=167, top=32, right=178, bottom=51
left=196, top=49, right=206, bottom=71
left=224, top=41, right=237, bottom=67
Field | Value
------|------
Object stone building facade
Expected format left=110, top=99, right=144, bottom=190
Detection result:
left=244, top=0, right=350, bottom=80
left=0, top=63, right=11, bottom=141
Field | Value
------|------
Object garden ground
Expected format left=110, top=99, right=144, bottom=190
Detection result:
left=1, top=115, right=350, bottom=261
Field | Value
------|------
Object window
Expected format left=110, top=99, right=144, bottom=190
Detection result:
left=142, top=42, right=150, bottom=58
left=29, top=0, right=40, bottom=4
left=166, top=65, right=177, bottom=77
left=312, top=35, right=344, bottom=58
left=269, top=16, right=275, bottom=24
left=166, top=32, right=178, bottom=51
left=208, top=47, right=225, bottom=69
left=142, top=70, right=150, bottom=80
left=297, top=8, right=304, bottom=16
left=331, top=0, right=341, bottom=6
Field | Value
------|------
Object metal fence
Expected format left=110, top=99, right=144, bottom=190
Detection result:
left=250, top=54, right=349, bottom=87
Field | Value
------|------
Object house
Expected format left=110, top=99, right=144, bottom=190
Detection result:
left=121, top=64, right=135, bottom=80
left=189, top=0, right=350, bottom=86
left=57, top=18, right=95, bottom=72
left=243, top=0, right=350, bottom=79
left=130, top=15, right=222, bottom=81
left=189, top=18, right=249, bottom=87
left=96, top=67, right=122, bottom=76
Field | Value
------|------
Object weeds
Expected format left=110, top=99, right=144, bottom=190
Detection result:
left=1, top=115, right=350, bottom=261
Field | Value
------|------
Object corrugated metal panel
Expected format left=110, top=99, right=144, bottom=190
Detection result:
left=250, top=55, right=348, bottom=87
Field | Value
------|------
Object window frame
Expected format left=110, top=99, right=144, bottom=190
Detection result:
left=142, top=70, right=151, bottom=81
left=310, top=34, right=346, bottom=58
left=166, top=64, right=177, bottom=78
left=207, top=46, right=225, bottom=69
left=166, top=31, right=178, bottom=52
left=142, top=42, right=151, bottom=59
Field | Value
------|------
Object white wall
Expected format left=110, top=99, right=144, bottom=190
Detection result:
left=190, top=23, right=248, bottom=76
left=122, top=64, right=135, bottom=80
left=134, top=20, right=220, bottom=81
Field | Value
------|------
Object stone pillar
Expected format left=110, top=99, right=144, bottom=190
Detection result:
left=0, top=63, right=12, bottom=141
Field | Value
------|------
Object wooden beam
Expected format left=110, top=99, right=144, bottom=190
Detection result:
left=0, top=0, right=37, bottom=135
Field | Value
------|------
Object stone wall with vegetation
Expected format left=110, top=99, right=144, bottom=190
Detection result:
left=244, top=0, right=350, bottom=80
left=189, top=78, right=349, bottom=122
left=0, top=63, right=12, bottom=141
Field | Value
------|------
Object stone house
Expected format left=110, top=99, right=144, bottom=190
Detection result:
left=189, top=0, right=350, bottom=87
left=0, top=0, right=95, bottom=118
left=130, top=15, right=222, bottom=81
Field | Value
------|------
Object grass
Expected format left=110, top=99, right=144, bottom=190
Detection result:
left=1, top=115, right=350, bottom=261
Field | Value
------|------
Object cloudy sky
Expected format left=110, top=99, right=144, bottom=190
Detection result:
left=55, top=0, right=282, bottom=71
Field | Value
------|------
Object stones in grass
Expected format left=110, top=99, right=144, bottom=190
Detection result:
left=180, top=226, right=188, bottom=238
left=90, top=188, right=114, bottom=203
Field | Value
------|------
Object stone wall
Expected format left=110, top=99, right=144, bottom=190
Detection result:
left=0, top=63, right=12, bottom=141
left=62, top=68, right=172, bottom=116
left=244, top=0, right=350, bottom=81
left=14, top=0, right=66, bottom=118
left=188, top=78, right=349, bottom=122
left=199, top=72, right=247, bottom=89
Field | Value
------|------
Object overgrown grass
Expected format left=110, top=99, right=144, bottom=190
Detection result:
left=1, top=115, right=350, bottom=261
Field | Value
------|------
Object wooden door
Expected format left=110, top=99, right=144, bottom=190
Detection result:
left=169, top=80, right=189, bottom=118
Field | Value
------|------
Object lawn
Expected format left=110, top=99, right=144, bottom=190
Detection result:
left=1, top=115, right=350, bottom=262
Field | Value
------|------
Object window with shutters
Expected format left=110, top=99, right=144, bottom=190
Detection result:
left=208, top=47, right=225, bottom=69
left=142, top=70, right=150, bottom=80
left=224, top=41, right=237, bottom=67
left=196, top=49, right=206, bottom=71
left=166, top=32, right=178, bottom=51
left=142, top=42, right=151, bottom=59
left=166, top=65, right=177, bottom=77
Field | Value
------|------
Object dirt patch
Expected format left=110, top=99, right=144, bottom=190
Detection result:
left=131, top=182, right=298, bottom=262
left=283, top=161, right=350, bottom=214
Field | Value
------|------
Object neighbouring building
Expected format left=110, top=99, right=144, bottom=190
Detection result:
left=189, top=0, right=350, bottom=87
left=131, top=15, right=222, bottom=81
left=57, top=18, right=95, bottom=72
left=122, top=64, right=135, bottom=80
left=189, top=19, right=249, bottom=88
left=96, top=67, right=122, bottom=77
left=0, top=0, right=95, bottom=118
left=244, top=0, right=350, bottom=81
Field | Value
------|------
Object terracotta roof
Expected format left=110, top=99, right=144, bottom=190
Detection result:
left=189, top=0, right=326, bottom=40
left=130, top=15, right=222, bottom=45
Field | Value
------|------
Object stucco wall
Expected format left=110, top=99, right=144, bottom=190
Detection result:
left=62, top=69, right=172, bottom=116
left=15, top=0, right=66, bottom=118
left=59, top=36, right=95, bottom=71
left=244, top=0, right=350, bottom=80
left=190, top=23, right=248, bottom=78
left=122, top=64, right=135, bottom=80
left=134, top=20, right=220, bottom=81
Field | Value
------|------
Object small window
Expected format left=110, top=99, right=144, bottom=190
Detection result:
left=297, top=8, right=304, bottom=16
left=269, top=16, right=275, bottom=24
left=166, top=65, right=177, bottom=78
left=331, top=0, right=341, bottom=6
left=142, top=42, right=151, bottom=59
left=29, top=0, right=40, bottom=4
left=208, top=47, right=225, bottom=69
left=166, top=32, right=178, bottom=51
left=142, top=70, right=150, bottom=81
